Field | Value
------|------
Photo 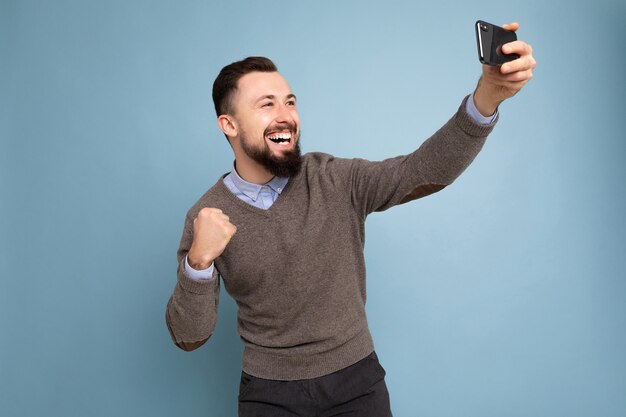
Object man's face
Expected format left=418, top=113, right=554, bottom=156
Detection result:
left=230, top=71, right=302, bottom=177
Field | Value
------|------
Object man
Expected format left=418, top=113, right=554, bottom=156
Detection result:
left=166, top=22, right=535, bottom=416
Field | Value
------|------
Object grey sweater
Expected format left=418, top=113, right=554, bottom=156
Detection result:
left=166, top=96, right=497, bottom=380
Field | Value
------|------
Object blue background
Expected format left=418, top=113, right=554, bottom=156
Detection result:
left=1, top=0, right=625, bottom=416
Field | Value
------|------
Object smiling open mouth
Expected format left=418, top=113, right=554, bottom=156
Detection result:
left=266, top=132, right=292, bottom=146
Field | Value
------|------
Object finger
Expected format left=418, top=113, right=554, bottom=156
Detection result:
left=502, top=22, right=519, bottom=32
left=198, top=207, right=222, bottom=218
left=483, top=66, right=533, bottom=84
left=502, top=40, right=533, bottom=57
left=501, top=55, right=536, bottom=74
left=503, top=79, right=530, bottom=90
left=493, top=68, right=534, bottom=84
left=503, top=69, right=533, bottom=83
left=225, top=223, right=237, bottom=237
left=496, top=76, right=531, bottom=88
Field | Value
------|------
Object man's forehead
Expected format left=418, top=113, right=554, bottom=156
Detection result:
left=237, top=71, right=293, bottom=100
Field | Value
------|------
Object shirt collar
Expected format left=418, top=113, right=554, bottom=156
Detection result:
left=230, top=166, right=289, bottom=202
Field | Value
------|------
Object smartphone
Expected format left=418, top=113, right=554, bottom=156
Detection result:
left=475, top=20, right=519, bottom=66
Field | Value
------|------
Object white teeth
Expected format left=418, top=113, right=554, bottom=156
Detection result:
left=267, top=132, right=291, bottom=140
left=266, top=132, right=293, bottom=146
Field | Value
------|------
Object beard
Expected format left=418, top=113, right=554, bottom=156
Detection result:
left=239, top=127, right=303, bottom=178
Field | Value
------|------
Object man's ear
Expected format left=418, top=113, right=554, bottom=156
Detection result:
left=217, top=114, right=237, bottom=138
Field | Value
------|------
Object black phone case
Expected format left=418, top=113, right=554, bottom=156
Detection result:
left=475, top=20, right=519, bottom=66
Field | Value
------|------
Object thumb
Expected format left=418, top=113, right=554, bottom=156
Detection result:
left=502, top=22, right=520, bottom=32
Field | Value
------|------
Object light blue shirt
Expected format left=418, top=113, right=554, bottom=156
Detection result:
left=222, top=169, right=289, bottom=209
left=185, top=93, right=496, bottom=280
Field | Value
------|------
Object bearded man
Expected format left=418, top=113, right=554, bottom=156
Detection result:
left=166, top=23, right=536, bottom=417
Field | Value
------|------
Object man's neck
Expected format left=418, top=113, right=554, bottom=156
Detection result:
left=234, top=160, right=274, bottom=184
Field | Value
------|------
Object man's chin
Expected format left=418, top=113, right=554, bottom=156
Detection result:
left=265, top=148, right=302, bottom=178
left=241, top=136, right=303, bottom=178
left=270, top=148, right=296, bottom=160
left=268, top=156, right=302, bottom=178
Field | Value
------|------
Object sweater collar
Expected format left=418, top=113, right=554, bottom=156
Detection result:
left=230, top=165, right=289, bottom=202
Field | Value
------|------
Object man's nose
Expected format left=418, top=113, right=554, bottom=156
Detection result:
left=275, top=103, right=293, bottom=123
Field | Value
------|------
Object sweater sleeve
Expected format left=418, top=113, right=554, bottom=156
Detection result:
left=165, top=212, right=221, bottom=351
left=347, top=95, right=497, bottom=219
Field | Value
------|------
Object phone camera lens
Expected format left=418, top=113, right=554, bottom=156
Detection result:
left=480, top=24, right=489, bottom=32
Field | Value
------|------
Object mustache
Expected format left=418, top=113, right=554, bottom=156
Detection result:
left=264, top=122, right=298, bottom=136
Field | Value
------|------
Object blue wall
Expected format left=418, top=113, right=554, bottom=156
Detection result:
left=1, top=1, right=625, bottom=416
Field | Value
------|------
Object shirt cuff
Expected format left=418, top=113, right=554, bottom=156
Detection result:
left=184, top=255, right=215, bottom=280
left=466, top=92, right=498, bottom=125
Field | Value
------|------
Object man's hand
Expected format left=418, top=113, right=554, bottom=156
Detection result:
left=473, top=22, right=537, bottom=117
left=188, top=208, right=237, bottom=270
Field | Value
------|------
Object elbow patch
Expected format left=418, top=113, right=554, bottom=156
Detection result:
left=175, top=338, right=209, bottom=352
left=399, top=184, right=447, bottom=204
left=165, top=304, right=210, bottom=352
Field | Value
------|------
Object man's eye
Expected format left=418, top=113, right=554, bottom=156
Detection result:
left=287, top=101, right=296, bottom=106
left=262, top=102, right=273, bottom=107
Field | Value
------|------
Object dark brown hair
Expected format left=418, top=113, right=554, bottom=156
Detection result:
left=212, top=56, right=278, bottom=117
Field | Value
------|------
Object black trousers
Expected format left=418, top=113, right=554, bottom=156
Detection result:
left=238, top=351, right=393, bottom=417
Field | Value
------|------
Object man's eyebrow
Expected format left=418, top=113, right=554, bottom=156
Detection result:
left=256, top=95, right=275, bottom=102
left=255, top=94, right=297, bottom=103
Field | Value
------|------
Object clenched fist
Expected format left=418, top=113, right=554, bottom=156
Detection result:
left=187, top=208, right=237, bottom=270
